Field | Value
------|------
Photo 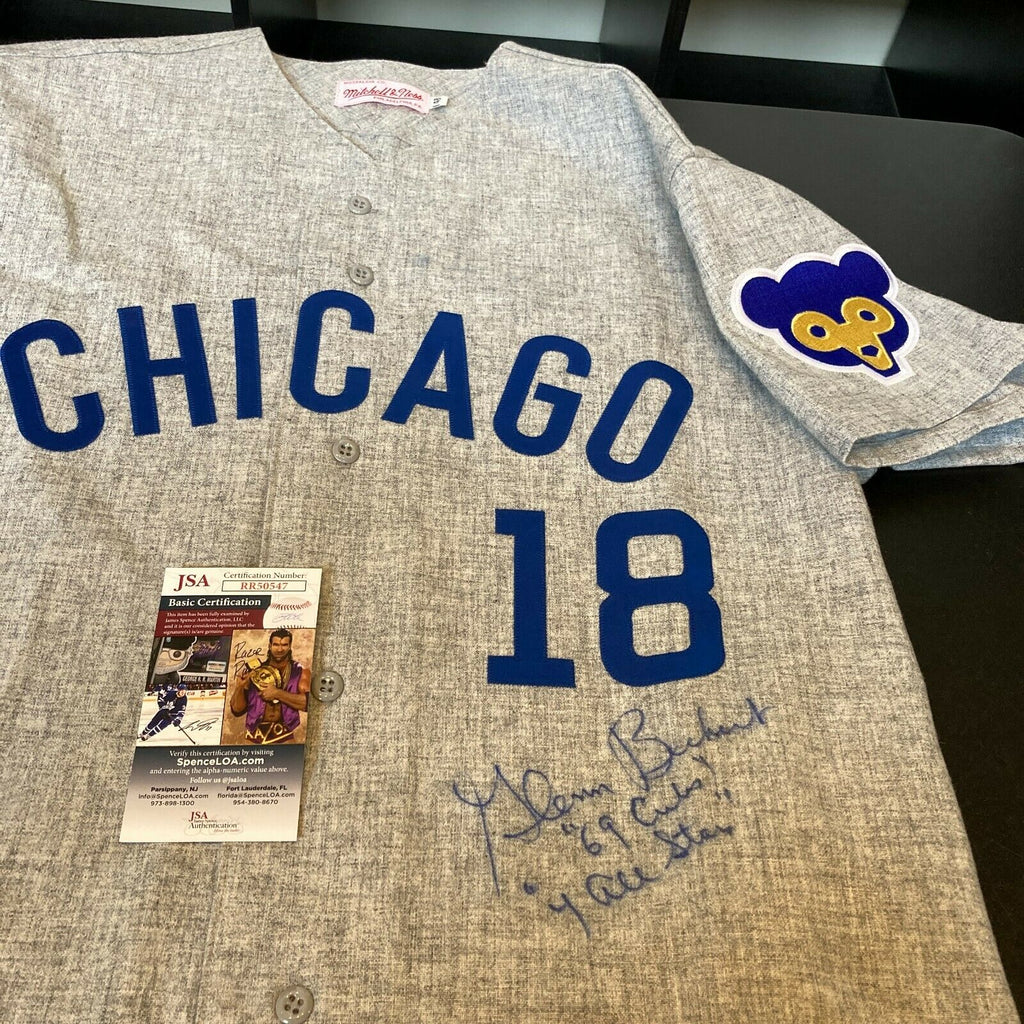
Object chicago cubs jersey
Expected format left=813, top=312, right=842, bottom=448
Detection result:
left=0, top=26, right=1022, bottom=1023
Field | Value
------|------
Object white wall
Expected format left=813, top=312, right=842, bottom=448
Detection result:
left=91, top=0, right=231, bottom=10
left=90, top=0, right=909, bottom=67
left=681, top=0, right=908, bottom=66
left=316, top=0, right=603, bottom=41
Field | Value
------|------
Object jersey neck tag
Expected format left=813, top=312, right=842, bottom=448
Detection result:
left=335, top=79, right=449, bottom=114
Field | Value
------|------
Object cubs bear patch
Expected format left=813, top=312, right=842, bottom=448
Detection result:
left=731, top=244, right=918, bottom=382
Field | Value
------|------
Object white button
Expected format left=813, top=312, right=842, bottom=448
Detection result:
left=313, top=669, right=345, bottom=703
left=275, top=984, right=314, bottom=1023
left=348, top=263, right=374, bottom=287
left=331, top=437, right=360, bottom=465
left=348, top=194, right=372, bottom=214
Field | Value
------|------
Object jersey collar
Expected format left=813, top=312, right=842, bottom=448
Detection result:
left=244, top=27, right=519, bottom=161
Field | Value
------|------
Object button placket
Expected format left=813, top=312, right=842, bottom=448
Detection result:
left=347, top=190, right=375, bottom=285
left=194, top=96, right=408, bottom=1024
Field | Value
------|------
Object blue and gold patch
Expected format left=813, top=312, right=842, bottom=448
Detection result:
left=731, top=245, right=917, bottom=383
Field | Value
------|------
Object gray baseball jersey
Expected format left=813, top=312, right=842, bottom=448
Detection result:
left=1, top=26, right=1022, bottom=1023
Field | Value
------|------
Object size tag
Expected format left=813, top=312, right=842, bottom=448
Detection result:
left=120, top=567, right=322, bottom=843
left=335, top=78, right=448, bottom=114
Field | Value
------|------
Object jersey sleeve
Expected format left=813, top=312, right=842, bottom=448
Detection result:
left=671, top=148, right=1024, bottom=470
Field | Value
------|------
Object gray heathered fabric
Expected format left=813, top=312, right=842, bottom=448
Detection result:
left=0, top=27, right=1020, bottom=1024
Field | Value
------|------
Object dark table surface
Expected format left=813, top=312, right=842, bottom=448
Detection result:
left=667, top=98, right=1024, bottom=1012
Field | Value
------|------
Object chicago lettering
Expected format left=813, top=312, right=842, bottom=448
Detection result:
left=0, top=289, right=692, bottom=482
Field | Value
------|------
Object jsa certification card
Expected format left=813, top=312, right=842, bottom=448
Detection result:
left=120, top=567, right=322, bottom=843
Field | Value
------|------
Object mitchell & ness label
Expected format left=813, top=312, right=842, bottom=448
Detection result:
left=335, top=78, right=448, bottom=113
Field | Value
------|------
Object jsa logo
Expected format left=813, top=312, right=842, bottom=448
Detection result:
left=173, top=573, right=210, bottom=592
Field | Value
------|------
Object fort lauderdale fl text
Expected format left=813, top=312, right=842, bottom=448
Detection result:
left=453, top=696, right=772, bottom=938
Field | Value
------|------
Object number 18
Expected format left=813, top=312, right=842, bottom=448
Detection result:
left=487, top=508, right=725, bottom=688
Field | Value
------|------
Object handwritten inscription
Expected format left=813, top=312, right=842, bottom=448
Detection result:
left=452, top=764, right=615, bottom=893
left=453, top=696, right=772, bottom=937
left=607, top=698, right=771, bottom=793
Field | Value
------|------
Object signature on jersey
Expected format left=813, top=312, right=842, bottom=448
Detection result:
left=452, top=696, right=772, bottom=938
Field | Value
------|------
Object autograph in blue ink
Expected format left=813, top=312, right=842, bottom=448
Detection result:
left=561, top=815, right=631, bottom=856
left=451, top=763, right=615, bottom=894
left=452, top=695, right=773, bottom=927
left=607, top=697, right=771, bottom=795
left=533, top=817, right=737, bottom=938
